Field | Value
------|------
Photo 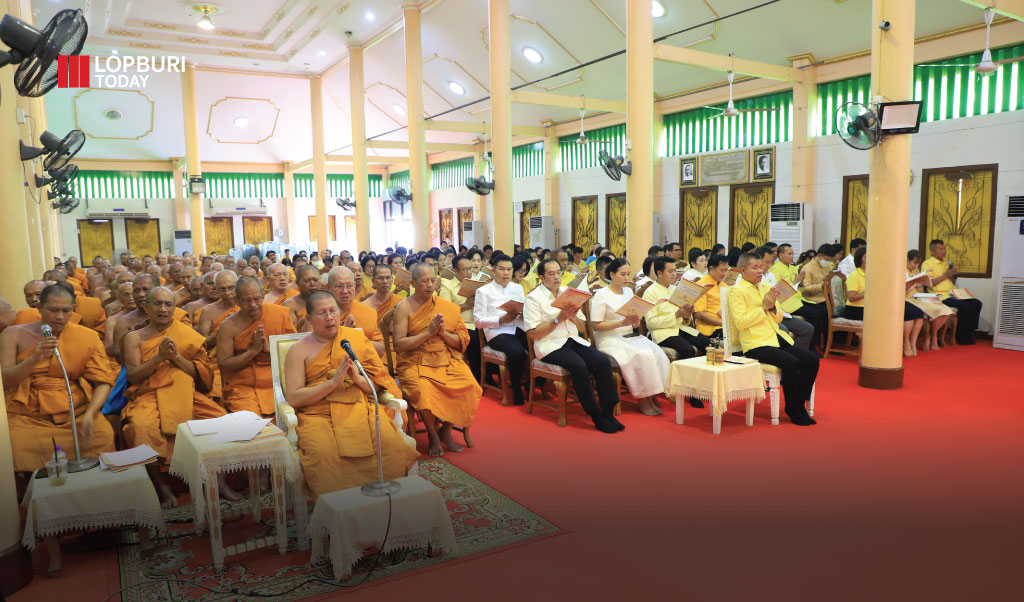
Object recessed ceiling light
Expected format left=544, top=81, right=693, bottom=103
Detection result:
left=317, top=49, right=327, bottom=57
left=392, top=104, right=406, bottom=115
left=448, top=81, right=465, bottom=95
left=233, top=116, right=249, bottom=128
left=522, top=46, right=542, bottom=64
left=365, top=11, right=375, bottom=21
left=652, top=0, right=666, bottom=18
left=104, top=109, right=122, bottom=121
left=110, top=49, right=119, bottom=55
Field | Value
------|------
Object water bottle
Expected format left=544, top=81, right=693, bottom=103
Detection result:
left=55, top=446, right=67, bottom=463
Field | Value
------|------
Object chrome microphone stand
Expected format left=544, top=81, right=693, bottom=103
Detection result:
left=351, top=356, right=401, bottom=497
left=42, top=324, right=98, bottom=472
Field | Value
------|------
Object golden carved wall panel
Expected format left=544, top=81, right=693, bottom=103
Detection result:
left=438, top=209, right=454, bottom=245
left=841, top=175, right=869, bottom=249
left=920, top=165, right=997, bottom=278
left=605, top=194, right=626, bottom=258
left=457, top=207, right=474, bottom=248
left=520, top=200, right=540, bottom=248
left=729, top=183, right=773, bottom=249
left=680, top=187, right=718, bottom=254
left=572, top=196, right=598, bottom=251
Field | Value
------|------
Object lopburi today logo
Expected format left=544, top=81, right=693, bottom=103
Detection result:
left=58, top=55, right=186, bottom=89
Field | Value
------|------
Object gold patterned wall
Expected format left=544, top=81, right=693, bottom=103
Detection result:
left=79, top=220, right=114, bottom=264
left=680, top=188, right=717, bottom=253
left=841, top=176, right=869, bottom=248
left=438, top=209, right=454, bottom=245
left=606, top=194, right=626, bottom=258
left=125, top=218, right=160, bottom=258
left=921, top=165, right=997, bottom=277
left=205, top=217, right=234, bottom=255
left=243, top=216, right=273, bottom=245
left=521, top=201, right=539, bottom=248
left=457, top=207, right=474, bottom=248
left=729, top=184, right=773, bottom=249
left=572, top=196, right=598, bottom=251
left=308, top=215, right=337, bottom=241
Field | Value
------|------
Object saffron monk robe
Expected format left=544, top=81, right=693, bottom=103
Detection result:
left=184, top=271, right=220, bottom=325
left=393, top=264, right=481, bottom=457
left=362, top=265, right=401, bottom=321
left=325, top=266, right=385, bottom=357
left=217, top=276, right=296, bottom=418
left=284, top=264, right=322, bottom=331
left=0, top=284, right=115, bottom=472
left=264, top=263, right=299, bottom=306
left=284, top=291, right=419, bottom=498
left=196, top=270, right=240, bottom=399
left=122, top=287, right=224, bottom=507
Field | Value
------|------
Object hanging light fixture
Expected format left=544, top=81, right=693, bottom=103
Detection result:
left=196, top=6, right=216, bottom=30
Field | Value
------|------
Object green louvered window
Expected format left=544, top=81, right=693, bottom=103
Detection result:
left=292, top=174, right=381, bottom=198
left=513, top=142, right=545, bottom=178
left=430, top=157, right=475, bottom=190
left=662, top=90, right=794, bottom=157
left=389, top=170, right=411, bottom=192
left=558, top=124, right=627, bottom=171
left=202, top=172, right=285, bottom=198
left=73, top=170, right=175, bottom=199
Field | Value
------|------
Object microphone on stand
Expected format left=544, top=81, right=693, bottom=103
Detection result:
left=341, top=339, right=401, bottom=497
left=41, top=324, right=98, bottom=472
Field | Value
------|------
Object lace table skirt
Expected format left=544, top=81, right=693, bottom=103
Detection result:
left=666, top=356, right=765, bottom=416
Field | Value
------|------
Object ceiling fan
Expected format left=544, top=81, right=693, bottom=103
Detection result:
left=702, top=71, right=782, bottom=119
left=335, top=197, right=355, bottom=210
left=574, top=105, right=612, bottom=146
left=918, top=9, right=1024, bottom=76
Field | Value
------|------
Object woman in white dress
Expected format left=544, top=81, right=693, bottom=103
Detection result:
left=589, top=258, right=671, bottom=416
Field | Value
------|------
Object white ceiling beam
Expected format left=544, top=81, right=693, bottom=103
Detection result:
left=424, top=120, right=547, bottom=137
left=325, top=154, right=409, bottom=164
left=958, top=0, right=1024, bottom=21
left=366, top=140, right=478, bottom=153
left=653, top=44, right=806, bottom=82
left=510, top=89, right=628, bottom=113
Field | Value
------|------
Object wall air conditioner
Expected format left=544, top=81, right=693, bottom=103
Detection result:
left=528, top=215, right=555, bottom=250
left=768, top=202, right=814, bottom=253
left=209, top=198, right=268, bottom=215
left=462, top=220, right=485, bottom=248
left=994, top=195, right=1024, bottom=351
left=85, top=199, right=150, bottom=218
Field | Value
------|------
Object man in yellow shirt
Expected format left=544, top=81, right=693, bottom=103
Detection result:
left=921, top=239, right=982, bottom=345
left=693, top=255, right=729, bottom=338
left=727, top=253, right=818, bottom=426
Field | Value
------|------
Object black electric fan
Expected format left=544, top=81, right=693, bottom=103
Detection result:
left=35, top=163, right=78, bottom=188
left=52, top=196, right=79, bottom=214
left=0, top=9, right=88, bottom=102
left=387, top=186, right=412, bottom=205
left=598, top=149, right=632, bottom=181
left=336, top=197, right=355, bottom=210
left=465, top=175, right=494, bottom=196
left=836, top=102, right=880, bottom=150
left=20, top=128, right=85, bottom=170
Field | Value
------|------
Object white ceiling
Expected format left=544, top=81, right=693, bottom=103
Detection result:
left=31, top=0, right=1000, bottom=164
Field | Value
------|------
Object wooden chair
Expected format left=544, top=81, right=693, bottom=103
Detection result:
left=823, top=273, right=864, bottom=358
left=479, top=334, right=512, bottom=407
left=581, top=302, right=622, bottom=416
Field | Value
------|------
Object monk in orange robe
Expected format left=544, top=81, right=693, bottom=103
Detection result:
left=45, top=269, right=84, bottom=296
left=1, top=285, right=115, bottom=472
left=66, top=257, right=90, bottom=292
left=173, top=266, right=197, bottom=307
left=326, top=266, right=384, bottom=357
left=217, top=276, right=296, bottom=417
left=184, top=271, right=219, bottom=323
left=264, top=263, right=299, bottom=306
left=284, top=290, right=418, bottom=497
left=284, top=264, right=321, bottom=331
left=362, top=265, right=402, bottom=322
left=122, top=287, right=221, bottom=507
left=394, top=264, right=480, bottom=456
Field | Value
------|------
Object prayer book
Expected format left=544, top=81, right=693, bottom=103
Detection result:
left=950, top=288, right=975, bottom=300
left=187, top=411, right=262, bottom=436
left=905, top=272, right=932, bottom=290
left=615, top=296, right=656, bottom=320
left=99, top=445, right=158, bottom=471
left=724, top=356, right=758, bottom=365
left=723, top=268, right=742, bottom=286
left=552, top=287, right=593, bottom=310
left=481, top=266, right=494, bottom=277
left=773, top=279, right=798, bottom=302
left=497, top=299, right=524, bottom=315
left=667, top=279, right=713, bottom=308
left=457, top=277, right=489, bottom=298
left=440, top=267, right=457, bottom=281
left=912, top=293, right=942, bottom=303
left=393, top=267, right=413, bottom=288
left=210, top=417, right=273, bottom=443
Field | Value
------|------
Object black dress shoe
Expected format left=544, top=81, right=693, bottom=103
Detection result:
left=591, top=414, right=619, bottom=433
left=606, top=415, right=626, bottom=431
left=688, top=397, right=705, bottom=409
left=786, top=409, right=815, bottom=426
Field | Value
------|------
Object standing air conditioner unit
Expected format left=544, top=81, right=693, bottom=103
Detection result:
left=768, top=202, right=814, bottom=253
left=529, top=216, right=555, bottom=250
left=173, top=230, right=192, bottom=256
left=462, top=220, right=485, bottom=248
left=994, top=195, right=1024, bottom=351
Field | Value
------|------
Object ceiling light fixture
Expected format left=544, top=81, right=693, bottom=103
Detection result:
left=233, top=116, right=249, bottom=128
left=317, top=49, right=327, bottom=56
left=196, top=6, right=215, bottom=30
left=365, top=11, right=375, bottom=21
left=522, top=46, right=542, bottom=64
left=448, top=81, right=465, bottom=95
left=652, top=0, right=666, bottom=18
left=104, top=109, right=122, bottom=121
left=110, top=49, right=119, bottom=55
left=392, top=104, right=406, bottom=115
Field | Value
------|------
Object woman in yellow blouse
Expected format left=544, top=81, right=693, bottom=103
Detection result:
left=906, top=249, right=954, bottom=351
left=844, top=247, right=925, bottom=357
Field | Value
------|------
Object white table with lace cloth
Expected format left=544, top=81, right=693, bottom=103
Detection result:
left=666, top=356, right=766, bottom=435
left=308, top=475, right=457, bottom=579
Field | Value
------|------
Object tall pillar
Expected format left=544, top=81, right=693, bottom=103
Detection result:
left=403, top=5, right=430, bottom=252
left=27, top=94, right=56, bottom=266
left=625, top=0, right=654, bottom=264
left=17, top=96, right=43, bottom=276
left=181, top=63, right=206, bottom=255
left=859, top=0, right=916, bottom=390
left=487, top=0, right=513, bottom=252
left=473, top=146, right=488, bottom=227
left=652, top=111, right=664, bottom=243
left=283, top=163, right=298, bottom=244
left=790, top=56, right=817, bottom=205
left=310, top=77, right=329, bottom=250
left=171, top=158, right=187, bottom=230
left=542, top=129, right=559, bottom=236
left=348, top=45, right=371, bottom=253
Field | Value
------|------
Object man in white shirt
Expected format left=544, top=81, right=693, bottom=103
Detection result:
left=837, top=238, right=865, bottom=277
left=524, top=258, right=621, bottom=434
left=473, top=253, right=529, bottom=405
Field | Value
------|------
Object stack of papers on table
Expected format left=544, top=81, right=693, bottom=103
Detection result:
left=100, top=445, right=158, bottom=471
left=187, top=411, right=279, bottom=443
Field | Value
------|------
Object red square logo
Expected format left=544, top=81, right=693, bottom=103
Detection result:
left=58, top=55, right=90, bottom=88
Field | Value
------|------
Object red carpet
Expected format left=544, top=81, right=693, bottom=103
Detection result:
left=13, top=342, right=1023, bottom=602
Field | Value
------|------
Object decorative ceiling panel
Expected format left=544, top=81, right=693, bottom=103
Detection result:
left=206, top=97, right=281, bottom=144
left=73, top=89, right=155, bottom=140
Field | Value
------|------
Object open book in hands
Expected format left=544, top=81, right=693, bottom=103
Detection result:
left=457, top=277, right=488, bottom=298
left=440, top=266, right=457, bottom=281
left=393, top=267, right=413, bottom=289
left=667, top=279, right=714, bottom=308
left=906, top=272, right=932, bottom=290
left=723, top=268, right=742, bottom=286
left=551, top=287, right=593, bottom=310
left=773, top=278, right=799, bottom=302
left=615, top=296, right=655, bottom=320
left=950, top=288, right=975, bottom=300
left=497, top=299, right=524, bottom=315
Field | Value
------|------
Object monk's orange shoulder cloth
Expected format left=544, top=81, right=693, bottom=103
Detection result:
left=74, top=295, right=106, bottom=336
left=375, top=294, right=401, bottom=322
left=173, top=306, right=192, bottom=326
left=274, top=289, right=299, bottom=305
left=346, top=300, right=383, bottom=344
left=223, top=303, right=296, bottom=415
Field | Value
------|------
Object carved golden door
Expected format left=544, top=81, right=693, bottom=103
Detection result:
left=605, top=194, right=626, bottom=257
left=438, top=209, right=453, bottom=245
left=124, top=218, right=160, bottom=258
left=729, top=183, right=773, bottom=249
left=572, top=196, right=598, bottom=251
left=204, top=217, right=234, bottom=255
left=679, top=187, right=717, bottom=254
left=841, top=175, right=869, bottom=249
left=344, top=216, right=356, bottom=248
left=308, top=215, right=337, bottom=242
left=457, top=207, right=474, bottom=248
left=920, top=165, right=997, bottom=277
left=242, top=216, right=273, bottom=245
left=78, top=219, right=114, bottom=264
left=520, top=201, right=540, bottom=248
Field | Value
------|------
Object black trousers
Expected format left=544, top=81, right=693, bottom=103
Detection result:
left=465, top=329, right=482, bottom=382
left=541, top=339, right=619, bottom=416
left=794, top=302, right=829, bottom=347
left=486, top=329, right=529, bottom=388
left=659, top=330, right=711, bottom=359
left=745, top=335, right=819, bottom=413
left=942, top=297, right=982, bottom=344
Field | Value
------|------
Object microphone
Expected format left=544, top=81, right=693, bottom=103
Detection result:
left=40, top=324, right=97, bottom=472
left=340, top=339, right=359, bottom=364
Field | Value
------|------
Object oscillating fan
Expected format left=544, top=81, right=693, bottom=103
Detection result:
left=336, top=197, right=355, bottom=210
left=35, top=163, right=78, bottom=188
left=21, top=129, right=86, bottom=170
left=598, top=150, right=632, bottom=181
left=387, top=186, right=412, bottom=205
left=52, top=197, right=79, bottom=214
left=919, top=9, right=1024, bottom=76
left=465, top=175, right=494, bottom=196
left=0, top=9, right=88, bottom=101
left=836, top=102, right=880, bottom=150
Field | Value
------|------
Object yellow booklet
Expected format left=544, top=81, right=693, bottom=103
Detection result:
left=773, top=279, right=798, bottom=302
left=723, top=268, right=742, bottom=286
left=615, top=296, right=656, bottom=319
left=440, top=267, right=457, bottom=281
left=552, top=287, right=593, bottom=310
left=950, top=288, right=975, bottom=300
left=458, top=278, right=488, bottom=298
left=393, top=267, right=413, bottom=288
left=667, top=279, right=713, bottom=308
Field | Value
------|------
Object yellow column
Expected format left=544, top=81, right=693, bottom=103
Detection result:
left=171, top=158, right=187, bottom=230
left=625, top=0, right=654, bottom=264
left=181, top=63, right=206, bottom=255
left=790, top=56, right=817, bottom=205
left=310, top=77, right=329, bottom=250
left=488, top=0, right=513, bottom=252
left=403, top=5, right=429, bottom=252
left=28, top=94, right=56, bottom=266
left=0, top=66, right=35, bottom=304
left=652, top=111, right=664, bottom=224
left=543, top=129, right=559, bottom=231
left=17, top=96, right=43, bottom=275
left=859, top=0, right=916, bottom=390
left=283, top=162, right=299, bottom=244
left=473, top=146, right=487, bottom=226
left=348, top=45, right=371, bottom=253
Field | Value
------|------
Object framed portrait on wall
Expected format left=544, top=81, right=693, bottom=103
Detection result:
left=752, top=147, right=775, bottom=181
left=680, top=156, right=698, bottom=188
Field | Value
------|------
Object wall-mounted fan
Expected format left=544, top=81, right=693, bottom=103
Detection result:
left=35, top=163, right=78, bottom=188
left=20, top=129, right=85, bottom=170
left=465, top=175, right=495, bottom=195
left=387, top=186, right=412, bottom=205
left=574, top=106, right=612, bottom=146
left=598, top=150, right=631, bottom=181
left=336, top=197, right=355, bottom=210
left=836, top=102, right=880, bottom=150
left=703, top=71, right=782, bottom=119
left=48, top=179, right=74, bottom=199
left=51, top=196, right=79, bottom=214
left=0, top=9, right=88, bottom=102
left=918, top=9, right=1024, bottom=77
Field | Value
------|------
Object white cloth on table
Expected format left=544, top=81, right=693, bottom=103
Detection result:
left=589, top=286, right=670, bottom=398
left=666, top=356, right=765, bottom=416
left=523, top=284, right=588, bottom=359
left=21, top=465, right=165, bottom=549
left=308, top=476, right=457, bottom=579
left=168, top=422, right=301, bottom=529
